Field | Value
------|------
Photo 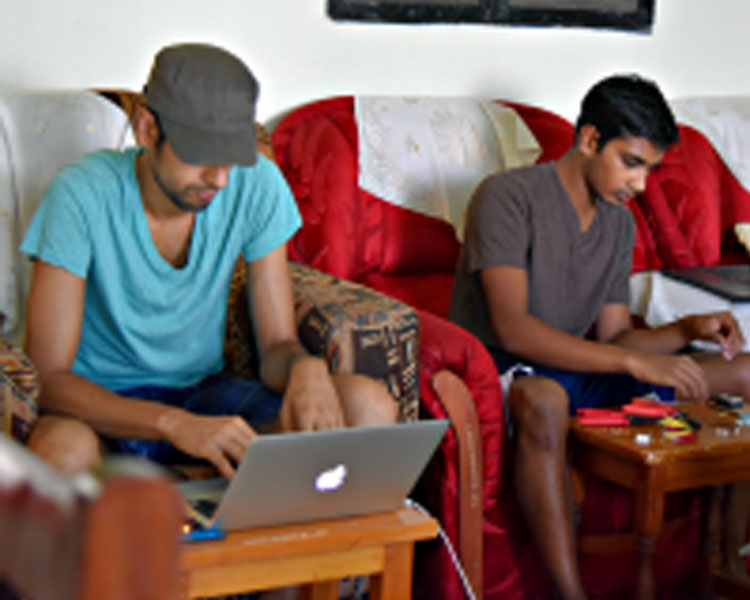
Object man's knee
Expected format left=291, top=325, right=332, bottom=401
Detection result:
left=334, top=373, right=399, bottom=426
left=509, top=376, right=570, bottom=449
left=27, top=416, right=101, bottom=476
left=732, top=355, right=750, bottom=398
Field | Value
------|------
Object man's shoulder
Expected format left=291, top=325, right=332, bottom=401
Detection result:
left=57, top=147, right=136, bottom=184
left=599, top=196, right=635, bottom=227
left=41, top=147, right=138, bottom=219
left=492, top=163, right=554, bottom=183
left=232, top=154, right=280, bottom=181
left=225, top=154, right=294, bottom=210
left=474, top=162, right=556, bottom=207
left=482, top=162, right=554, bottom=192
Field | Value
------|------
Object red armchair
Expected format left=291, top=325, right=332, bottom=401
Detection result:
left=270, top=95, right=740, bottom=599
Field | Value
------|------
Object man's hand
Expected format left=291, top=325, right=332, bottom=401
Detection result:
left=280, top=356, right=345, bottom=431
left=157, top=409, right=256, bottom=479
left=679, top=312, right=746, bottom=360
left=625, top=352, right=709, bottom=401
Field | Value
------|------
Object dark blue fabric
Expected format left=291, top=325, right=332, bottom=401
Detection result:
left=106, top=372, right=282, bottom=463
left=495, top=358, right=675, bottom=416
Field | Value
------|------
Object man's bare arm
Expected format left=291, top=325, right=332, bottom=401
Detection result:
left=248, top=246, right=345, bottom=430
left=600, top=303, right=745, bottom=360
left=481, top=265, right=708, bottom=399
left=25, top=261, right=254, bottom=478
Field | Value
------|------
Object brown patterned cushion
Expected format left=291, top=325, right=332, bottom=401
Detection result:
left=223, top=258, right=260, bottom=380
left=224, top=260, right=420, bottom=422
left=0, top=337, right=39, bottom=443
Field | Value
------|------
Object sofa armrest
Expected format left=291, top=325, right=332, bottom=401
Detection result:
left=412, top=309, right=504, bottom=600
left=0, top=337, right=38, bottom=443
left=224, top=261, right=420, bottom=422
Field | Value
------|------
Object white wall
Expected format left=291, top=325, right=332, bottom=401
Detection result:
left=2, top=0, right=749, bottom=124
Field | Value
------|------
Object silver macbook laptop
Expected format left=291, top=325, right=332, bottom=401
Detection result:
left=178, top=419, right=449, bottom=531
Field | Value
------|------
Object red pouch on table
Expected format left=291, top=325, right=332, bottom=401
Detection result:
left=621, top=397, right=676, bottom=419
left=576, top=408, right=629, bottom=426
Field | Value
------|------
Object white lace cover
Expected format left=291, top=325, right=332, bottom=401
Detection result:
left=0, top=89, right=133, bottom=344
left=670, top=97, right=750, bottom=256
left=671, top=96, right=750, bottom=195
left=355, top=96, right=541, bottom=241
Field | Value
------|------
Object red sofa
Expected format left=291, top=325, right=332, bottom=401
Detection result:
left=271, top=95, right=750, bottom=599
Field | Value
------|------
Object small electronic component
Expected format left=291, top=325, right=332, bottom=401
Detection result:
left=715, top=393, right=744, bottom=410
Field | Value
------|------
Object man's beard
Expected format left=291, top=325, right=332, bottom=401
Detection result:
left=153, top=168, right=215, bottom=213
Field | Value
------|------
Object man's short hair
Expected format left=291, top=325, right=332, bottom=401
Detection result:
left=575, top=74, right=679, bottom=151
left=146, top=106, right=167, bottom=149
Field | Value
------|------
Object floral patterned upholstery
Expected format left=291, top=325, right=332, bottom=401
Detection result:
left=0, top=337, right=38, bottom=443
left=224, top=259, right=420, bottom=422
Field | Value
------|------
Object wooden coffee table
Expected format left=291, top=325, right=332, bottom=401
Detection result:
left=570, top=403, right=750, bottom=600
left=180, top=505, right=438, bottom=599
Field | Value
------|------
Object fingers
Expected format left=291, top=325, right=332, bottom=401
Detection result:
left=214, top=418, right=256, bottom=477
left=168, top=414, right=256, bottom=479
left=294, top=401, right=346, bottom=431
left=689, top=312, right=746, bottom=361
left=668, top=355, right=709, bottom=401
left=210, top=452, right=236, bottom=480
left=719, top=313, right=745, bottom=359
left=282, top=376, right=347, bottom=432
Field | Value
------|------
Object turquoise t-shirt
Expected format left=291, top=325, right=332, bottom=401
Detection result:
left=21, top=148, right=301, bottom=391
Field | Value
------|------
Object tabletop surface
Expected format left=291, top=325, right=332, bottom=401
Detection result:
left=180, top=505, right=438, bottom=568
left=571, top=402, right=750, bottom=466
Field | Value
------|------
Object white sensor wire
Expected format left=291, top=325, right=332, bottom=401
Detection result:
left=404, top=497, right=478, bottom=600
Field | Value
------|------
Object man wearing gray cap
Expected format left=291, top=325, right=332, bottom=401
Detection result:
left=20, top=43, right=397, bottom=479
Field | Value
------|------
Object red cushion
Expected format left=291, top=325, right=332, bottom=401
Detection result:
left=502, top=100, right=575, bottom=162
left=380, top=201, right=461, bottom=275
left=359, top=272, right=455, bottom=318
left=274, top=96, right=382, bottom=280
left=630, top=124, right=750, bottom=271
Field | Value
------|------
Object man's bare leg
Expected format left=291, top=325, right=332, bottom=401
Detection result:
left=27, top=416, right=102, bottom=476
left=692, top=355, right=750, bottom=583
left=723, top=481, right=750, bottom=581
left=509, top=375, right=587, bottom=600
left=334, top=373, right=399, bottom=426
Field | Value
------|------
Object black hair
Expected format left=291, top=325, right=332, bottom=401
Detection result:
left=575, top=74, right=679, bottom=151
left=145, top=105, right=167, bottom=149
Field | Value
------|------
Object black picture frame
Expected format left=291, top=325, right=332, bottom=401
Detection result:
left=328, top=0, right=655, bottom=31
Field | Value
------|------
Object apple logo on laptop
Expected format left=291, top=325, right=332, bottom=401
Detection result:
left=315, top=463, right=347, bottom=493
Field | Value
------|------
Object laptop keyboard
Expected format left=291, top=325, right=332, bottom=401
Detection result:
left=192, top=498, right=219, bottom=519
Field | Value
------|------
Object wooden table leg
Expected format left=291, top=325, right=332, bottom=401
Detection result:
left=633, top=469, right=666, bottom=600
left=698, top=486, right=725, bottom=599
left=300, top=580, right=339, bottom=600
left=369, top=542, right=414, bottom=600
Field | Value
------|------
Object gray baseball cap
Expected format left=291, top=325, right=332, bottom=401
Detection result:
left=143, top=43, right=259, bottom=166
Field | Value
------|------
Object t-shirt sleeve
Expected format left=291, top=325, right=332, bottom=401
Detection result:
left=19, top=168, right=92, bottom=279
left=605, top=211, right=635, bottom=304
left=241, top=158, right=302, bottom=262
left=463, top=174, right=530, bottom=273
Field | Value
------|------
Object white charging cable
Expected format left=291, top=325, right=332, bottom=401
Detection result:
left=404, top=497, right=478, bottom=600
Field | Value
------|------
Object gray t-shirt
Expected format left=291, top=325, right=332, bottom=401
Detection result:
left=449, top=162, right=634, bottom=362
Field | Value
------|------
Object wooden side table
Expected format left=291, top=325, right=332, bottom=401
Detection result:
left=570, top=403, right=750, bottom=600
left=180, top=505, right=438, bottom=599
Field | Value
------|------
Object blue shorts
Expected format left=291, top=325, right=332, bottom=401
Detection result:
left=495, top=358, right=675, bottom=416
left=106, top=372, right=282, bottom=464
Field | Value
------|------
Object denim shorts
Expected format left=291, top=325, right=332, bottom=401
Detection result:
left=106, top=372, right=282, bottom=464
left=496, top=358, right=675, bottom=416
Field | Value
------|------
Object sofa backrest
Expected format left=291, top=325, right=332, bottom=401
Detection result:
left=273, top=95, right=574, bottom=285
left=0, top=89, right=133, bottom=344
